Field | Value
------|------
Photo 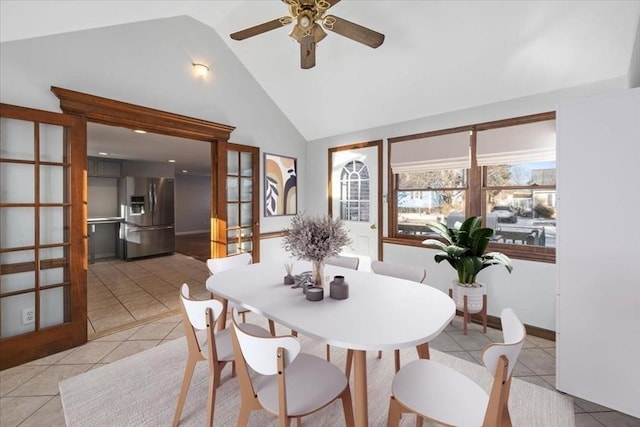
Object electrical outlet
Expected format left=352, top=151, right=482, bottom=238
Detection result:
left=22, top=308, right=35, bottom=325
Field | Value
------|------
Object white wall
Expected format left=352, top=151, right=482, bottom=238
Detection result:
left=383, top=243, right=557, bottom=330
left=0, top=15, right=307, bottom=234
left=556, top=88, right=640, bottom=417
left=174, top=174, right=210, bottom=235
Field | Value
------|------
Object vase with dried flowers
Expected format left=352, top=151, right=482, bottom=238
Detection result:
left=283, top=213, right=351, bottom=286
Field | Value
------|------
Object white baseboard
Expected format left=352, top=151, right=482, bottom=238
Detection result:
left=175, top=230, right=209, bottom=236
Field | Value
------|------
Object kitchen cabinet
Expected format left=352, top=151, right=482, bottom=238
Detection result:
left=88, top=158, right=122, bottom=177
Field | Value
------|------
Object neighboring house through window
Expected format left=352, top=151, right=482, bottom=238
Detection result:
left=339, top=160, right=370, bottom=222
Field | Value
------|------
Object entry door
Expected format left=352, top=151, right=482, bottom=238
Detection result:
left=0, top=104, right=87, bottom=370
left=329, top=141, right=382, bottom=266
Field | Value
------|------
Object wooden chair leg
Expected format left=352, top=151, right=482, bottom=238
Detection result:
left=394, top=349, right=401, bottom=373
left=463, top=295, right=469, bottom=335
left=387, top=396, right=402, bottom=427
left=345, top=349, right=353, bottom=378
left=341, top=386, right=355, bottom=427
left=481, top=293, right=488, bottom=333
left=268, top=319, right=276, bottom=336
left=326, top=344, right=331, bottom=361
left=172, top=359, right=197, bottom=427
left=416, top=343, right=430, bottom=360
left=206, top=365, right=217, bottom=427
left=236, top=404, right=252, bottom=427
left=377, top=350, right=383, bottom=359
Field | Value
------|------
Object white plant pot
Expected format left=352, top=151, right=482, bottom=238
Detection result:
left=451, top=280, right=486, bottom=314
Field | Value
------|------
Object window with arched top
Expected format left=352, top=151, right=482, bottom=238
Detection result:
left=339, top=160, right=370, bottom=222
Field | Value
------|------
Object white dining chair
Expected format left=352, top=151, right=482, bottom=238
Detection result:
left=206, top=253, right=252, bottom=325
left=345, top=260, right=429, bottom=376
left=325, top=254, right=360, bottom=270
left=387, top=308, right=526, bottom=427
left=372, top=260, right=427, bottom=366
left=370, top=260, right=426, bottom=283
left=173, top=284, right=271, bottom=427
left=345, top=260, right=428, bottom=376
left=230, top=309, right=355, bottom=427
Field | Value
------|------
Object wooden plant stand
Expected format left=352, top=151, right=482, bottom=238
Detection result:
left=449, top=288, right=487, bottom=335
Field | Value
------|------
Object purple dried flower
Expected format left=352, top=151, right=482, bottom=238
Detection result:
left=282, top=213, right=351, bottom=262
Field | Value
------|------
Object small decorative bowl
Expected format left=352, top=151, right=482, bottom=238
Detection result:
left=306, top=286, right=324, bottom=301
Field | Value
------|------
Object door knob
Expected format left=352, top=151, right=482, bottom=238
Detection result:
left=370, top=224, right=377, bottom=230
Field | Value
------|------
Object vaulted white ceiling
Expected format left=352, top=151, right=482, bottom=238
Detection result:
left=1, top=1, right=638, bottom=174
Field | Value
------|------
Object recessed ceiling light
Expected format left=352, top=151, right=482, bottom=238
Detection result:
left=168, top=159, right=176, bottom=163
left=182, top=170, right=188, bottom=173
left=134, top=129, right=147, bottom=134
left=98, top=152, right=109, bottom=156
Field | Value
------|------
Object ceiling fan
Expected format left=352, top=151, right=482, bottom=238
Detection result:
left=230, top=0, right=385, bottom=69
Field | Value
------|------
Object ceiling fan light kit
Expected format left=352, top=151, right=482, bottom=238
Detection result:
left=230, top=0, right=385, bottom=69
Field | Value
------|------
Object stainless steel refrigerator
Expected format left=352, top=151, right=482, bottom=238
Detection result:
left=119, top=176, right=175, bottom=260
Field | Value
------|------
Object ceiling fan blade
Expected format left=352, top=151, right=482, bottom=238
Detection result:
left=230, top=16, right=293, bottom=41
left=300, top=28, right=316, bottom=69
left=322, top=15, right=384, bottom=48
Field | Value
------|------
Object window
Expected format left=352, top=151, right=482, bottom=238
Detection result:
left=389, top=113, right=556, bottom=262
left=396, top=169, right=467, bottom=236
left=478, top=119, right=556, bottom=249
left=339, top=160, right=370, bottom=222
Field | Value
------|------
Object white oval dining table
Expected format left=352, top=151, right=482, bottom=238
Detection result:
left=206, top=260, right=455, bottom=427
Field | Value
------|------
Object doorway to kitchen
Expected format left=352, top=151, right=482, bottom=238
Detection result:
left=52, top=87, right=262, bottom=342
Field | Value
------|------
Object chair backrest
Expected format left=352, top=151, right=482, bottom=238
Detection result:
left=206, top=253, right=252, bottom=275
left=370, top=260, right=426, bottom=283
left=480, top=308, right=526, bottom=426
left=231, top=309, right=300, bottom=375
left=325, top=255, right=359, bottom=270
left=481, top=308, right=526, bottom=378
left=180, top=283, right=224, bottom=331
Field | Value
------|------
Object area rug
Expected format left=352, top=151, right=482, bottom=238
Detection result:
left=59, top=329, right=574, bottom=426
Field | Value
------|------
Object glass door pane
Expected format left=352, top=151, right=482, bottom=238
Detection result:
left=0, top=116, right=70, bottom=339
left=225, top=144, right=258, bottom=259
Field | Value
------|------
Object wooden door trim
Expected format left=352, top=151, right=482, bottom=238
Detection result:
left=50, top=86, right=236, bottom=263
left=327, top=140, right=383, bottom=261
left=51, top=86, right=235, bottom=141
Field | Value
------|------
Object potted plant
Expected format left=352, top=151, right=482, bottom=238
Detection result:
left=422, top=216, right=513, bottom=313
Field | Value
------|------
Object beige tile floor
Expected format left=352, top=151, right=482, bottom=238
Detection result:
left=87, top=254, right=211, bottom=337
left=1, top=254, right=639, bottom=427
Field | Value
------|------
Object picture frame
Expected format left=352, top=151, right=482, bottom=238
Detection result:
left=264, top=153, right=297, bottom=216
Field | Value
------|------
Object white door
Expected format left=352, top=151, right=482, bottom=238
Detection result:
left=329, top=142, right=381, bottom=269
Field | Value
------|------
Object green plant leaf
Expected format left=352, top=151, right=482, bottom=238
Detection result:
left=426, top=216, right=513, bottom=284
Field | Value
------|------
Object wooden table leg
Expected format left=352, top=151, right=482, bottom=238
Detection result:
left=352, top=349, right=368, bottom=427
left=218, top=298, right=228, bottom=332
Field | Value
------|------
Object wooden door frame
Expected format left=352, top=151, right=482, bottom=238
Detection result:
left=50, top=86, right=236, bottom=260
left=218, top=142, right=260, bottom=260
left=327, top=140, right=383, bottom=261
left=0, top=104, right=86, bottom=369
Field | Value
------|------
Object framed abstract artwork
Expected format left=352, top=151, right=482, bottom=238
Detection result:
left=264, top=153, right=297, bottom=216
